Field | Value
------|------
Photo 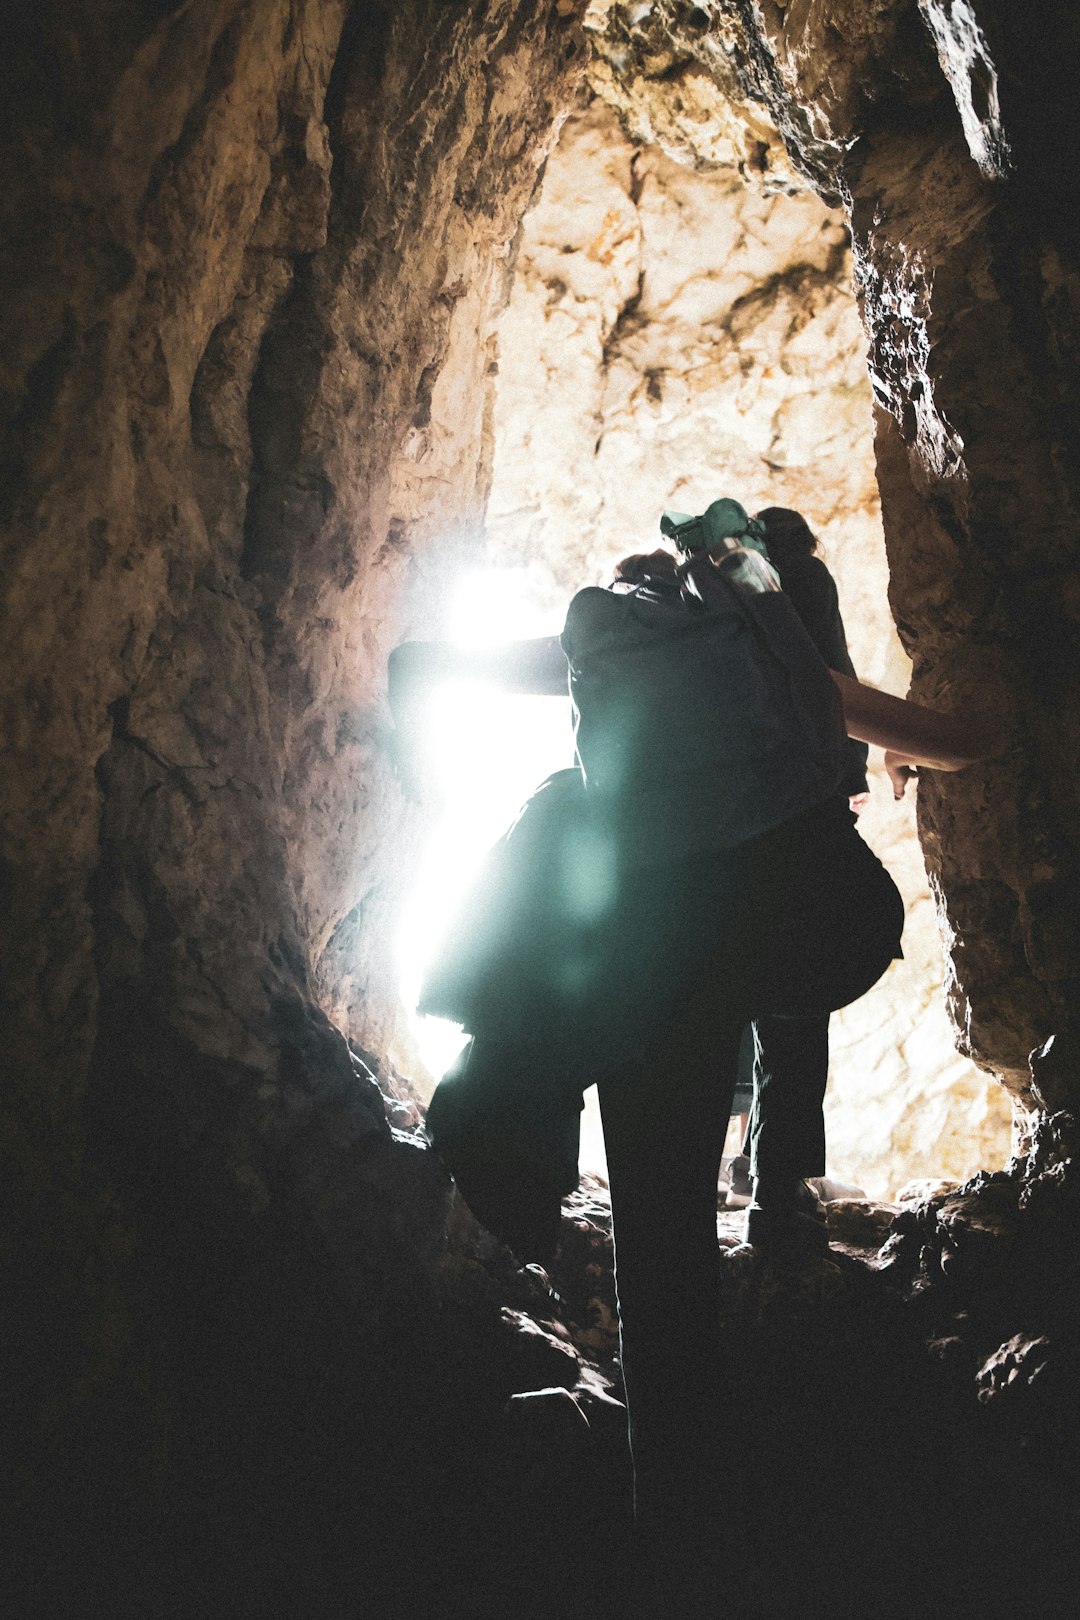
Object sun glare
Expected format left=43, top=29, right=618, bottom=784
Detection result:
left=396, top=568, right=573, bottom=1079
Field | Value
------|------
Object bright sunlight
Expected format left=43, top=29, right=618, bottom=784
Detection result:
left=395, top=567, right=573, bottom=1078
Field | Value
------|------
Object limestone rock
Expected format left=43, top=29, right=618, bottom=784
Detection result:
left=551, top=1176, right=621, bottom=1358
left=1, top=7, right=587, bottom=1604
left=503, top=1385, right=592, bottom=1450
left=977, top=1331, right=1052, bottom=1408
left=585, top=2, right=1080, bottom=1102
left=583, top=0, right=939, bottom=198
left=499, top=1306, right=583, bottom=1391
left=824, top=1197, right=899, bottom=1250
left=977, top=1329, right=1080, bottom=1492
left=897, top=1175, right=961, bottom=1204
left=1028, top=1031, right=1080, bottom=1116
left=584, top=0, right=801, bottom=187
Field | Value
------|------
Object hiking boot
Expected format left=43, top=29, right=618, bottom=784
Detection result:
left=724, top=1153, right=753, bottom=1208
left=744, top=1175, right=829, bottom=1256
left=806, top=1172, right=866, bottom=1203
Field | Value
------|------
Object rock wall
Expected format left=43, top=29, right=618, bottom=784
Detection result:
left=583, top=1, right=1080, bottom=1119
left=0, top=2, right=585, bottom=1598
left=2, top=0, right=583, bottom=1109
left=2, top=2, right=583, bottom=1208
left=485, top=95, right=1011, bottom=1195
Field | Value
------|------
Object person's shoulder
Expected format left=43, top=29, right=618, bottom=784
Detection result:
left=783, top=551, right=832, bottom=580
left=562, top=585, right=621, bottom=656
left=783, top=552, right=838, bottom=598
left=566, top=584, right=616, bottom=610
left=563, top=584, right=619, bottom=630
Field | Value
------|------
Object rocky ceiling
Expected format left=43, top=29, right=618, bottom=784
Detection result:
left=3, top=2, right=1080, bottom=1613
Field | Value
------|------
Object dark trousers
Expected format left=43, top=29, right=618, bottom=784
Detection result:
left=596, top=804, right=904, bottom=1590
left=744, top=1011, right=831, bottom=1181
left=598, top=985, right=745, bottom=1592
left=597, top=997, right=832, bottom=1600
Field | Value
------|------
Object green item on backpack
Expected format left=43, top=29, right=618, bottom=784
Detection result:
left=660, top=496, right=771, bottom=559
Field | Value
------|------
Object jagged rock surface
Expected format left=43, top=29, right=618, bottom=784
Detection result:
left=1, top=4, right=586, bottom=1608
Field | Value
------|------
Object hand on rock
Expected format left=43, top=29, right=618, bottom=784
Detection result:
left=884, top=750, right=918, bottom=800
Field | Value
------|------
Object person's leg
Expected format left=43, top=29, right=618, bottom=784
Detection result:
left=740, top=1012, right=832, bottom=1252
left=723, top=1028, right=755, bottom=1205
left=599, top=1003, right=744, bottom=1601
left=733, top=804, right=902, bottom=1250
left=745, top=1011, right=830, bottom=1184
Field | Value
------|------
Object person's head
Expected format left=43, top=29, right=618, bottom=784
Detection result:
left=610, top=548, right=679, bottom=588
left=754, top=507, right=820, bottom=565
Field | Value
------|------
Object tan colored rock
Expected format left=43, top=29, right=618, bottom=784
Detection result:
left=1, top=1, right=585, bottom=1125
left=0, top=2, right=585, bottom=1556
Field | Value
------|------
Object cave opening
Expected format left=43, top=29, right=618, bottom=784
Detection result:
left=396, top=562, right=572, bottom=1083
left=397, top=90, right=1012, bottom=1197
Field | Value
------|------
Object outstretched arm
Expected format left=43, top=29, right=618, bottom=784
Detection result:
left=829, top=671, right=1000, bottom=798
left=386, top=637, right=569, bottom=798
left=387, top=638, right=998, bottom=802
left=387, top=636, right=568, bottom=723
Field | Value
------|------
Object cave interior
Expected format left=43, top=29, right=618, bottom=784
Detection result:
left=3, top=3, right=1080, bottom=1616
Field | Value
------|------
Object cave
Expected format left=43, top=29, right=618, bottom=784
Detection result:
left=3, top=4, right=1080, bottom=1617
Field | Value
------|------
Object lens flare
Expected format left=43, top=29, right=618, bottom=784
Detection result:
left=395, top=568, right=572, bottom=1077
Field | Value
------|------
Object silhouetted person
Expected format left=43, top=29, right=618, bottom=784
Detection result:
left=388, top=500, right=993, bottom=1611
left=733, top=507, right=872, bottom=1245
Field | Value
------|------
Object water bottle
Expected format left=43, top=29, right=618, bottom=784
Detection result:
left=710, top=536, right=781, bottom=594
left=660, top=497, right=781, bottom=597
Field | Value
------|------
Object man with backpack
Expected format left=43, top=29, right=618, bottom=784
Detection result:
left=388, top=496, right=992, bottom=1605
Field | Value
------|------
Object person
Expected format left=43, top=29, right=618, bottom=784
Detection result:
left=726, top=507, right=872, bottom=1239
left=387, top=500, right=994, bottom=1606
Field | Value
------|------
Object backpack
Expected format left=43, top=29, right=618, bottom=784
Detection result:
left=559, top=556, right=847, bottom=863
left=417, top=767, right=603, bottom=1041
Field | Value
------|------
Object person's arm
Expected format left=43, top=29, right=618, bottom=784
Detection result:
left=387, top=636, right=568, bottom=721
left=386, top=636, right=569, bottom=798
left=778, top=557, right=869, bottom=802
left=829, top=671, right=999, bottom=798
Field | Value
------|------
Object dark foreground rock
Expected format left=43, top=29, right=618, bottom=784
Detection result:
left=6, top=1097, right=1080, bottom=1620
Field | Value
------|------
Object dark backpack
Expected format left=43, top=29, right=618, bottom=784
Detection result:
left=560, top=558, right=847, bottom=862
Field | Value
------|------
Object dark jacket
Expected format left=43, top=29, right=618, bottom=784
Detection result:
left=771, top=551, right=869, bottom=798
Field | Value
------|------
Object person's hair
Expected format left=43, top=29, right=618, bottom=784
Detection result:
left=755, top=507, right=820, bottom=566
left=611, top=549, right=679, bottom=587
